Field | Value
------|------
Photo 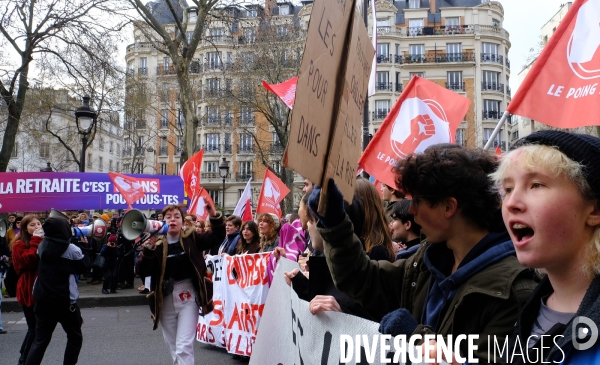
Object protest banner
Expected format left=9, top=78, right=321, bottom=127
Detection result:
left=250, top=259, right=440, bottom=365
left=0, top=172, right=182, bottom=212
left=197, top=253, right=270, bottom=356
left=284, top=0, right=355, bottom=191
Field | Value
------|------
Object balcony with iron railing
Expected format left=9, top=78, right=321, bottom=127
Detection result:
left=204, top=88, right=225, bottom=98
left=122, top=148, right=131, bottom=156
left=506, top=86, right=512, bottom=97
left=482, top=82, right=504, bottom=93
left=201, top=172, right=231, bottom=181
left=239, top=116, right=255, bottom=126
left=135, top=147, right=145, bottom=155
left=235, top=172, right=254, bottom=182
left=126, top=42, right=155, bottom=53
left=480, top=53, right=504, bottom=65
left=205, top=116, right=221, bottom=127
left=204, top=62, right=224, bottom=71
left=370, top=24, right=509, bottom=40
left=376, top=82, right=393, bottom=92
left=395, top=83, right=403, bottom=92
left=237, top=144, right=254, bottom=154
left=269, top=142, right=285, bottom=153
left=483, top=110, right=502, bottom=120
left=377, top=54, right=393, bottom=64
left=407, top=25, right=475, bottom=37
left=138, top=67, right=148, bottom=76
left=223, top=144, right=233, bottom=154
left=203, top=35, right=235, bottom=46
left=189, top=62, right=202, bottom=74
left=402, top=52, right=475, bottom=64
left=223, top=115, right=233, bottom=126
left=446, top=82, right=465, bottom=91
left=372, top=110, right=389, bottom=121
left=159, top=146, right=168, bottom=156
left=156, top=65, right=177, bottom=76
left=203, top=144, right=221, bottom=154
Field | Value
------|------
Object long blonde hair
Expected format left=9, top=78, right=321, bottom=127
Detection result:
left=491, top=144, right=600, bottom=277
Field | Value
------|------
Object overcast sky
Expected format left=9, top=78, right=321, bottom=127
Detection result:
left=500, top=0, right=572, bottom=92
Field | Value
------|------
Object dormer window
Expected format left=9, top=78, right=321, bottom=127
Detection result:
left=408, top=0, right=420, bottom=9
left=280, top=5, right=290, bottom=15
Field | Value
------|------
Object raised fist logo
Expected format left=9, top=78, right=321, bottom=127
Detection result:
left=396, top=114, right=436, bottom=157
left=179, top=291, right=192, bottom=303
left=567, top=0, right=600, bottom=79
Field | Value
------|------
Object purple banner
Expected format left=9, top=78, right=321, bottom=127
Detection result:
left=0, top=172, right=183, bottom=212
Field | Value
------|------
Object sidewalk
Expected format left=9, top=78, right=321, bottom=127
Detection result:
left=2, top=279, right=147, bottom=312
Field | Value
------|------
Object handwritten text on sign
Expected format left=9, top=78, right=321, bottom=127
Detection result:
left=285, top=0, right=354, bottom=186
left=197, top=254, right=270, bottom=356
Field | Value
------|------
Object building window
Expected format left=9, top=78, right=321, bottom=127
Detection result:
left=139, top=57, right=147, bottom=75
left=482, top=71, right=502, bottom=91
left=483, top=100, right=501, bottom=119
left=376, top=43, right=389, bottom=62
left=39, top=142, right=50, bottom=158
left=109, top=160, right=113, bottom=171
left=109, top=141, right=114, bottom=153
left=137, top=164, right=143, bottom=174
left=272, top=161, right=282, bottom=174
left=239, top=133, right=253, bottom=152
left=275, top=26, right=288, bottom=37
left=409, top=45, right=425, bottom=62
left=239, top=161, right=252, bottom=179
left=160, top=137, right=168, bottom=156
left=408, top=0, right=421, bottom=9
left=11, top=143, right=18, bottom=158
left=161, top=110, right=169, bottom=128
left=116, top=144, right=120, bottom=156
left=87, top=154, right=93, bottom=168
left=243, top=28, right=256, bottom=44
left=483, top=128, right=502, bottom=147
left=116, top=162, right=120, bottom=173
left=99, top=157, right=103, bottom=171
left=99, top=137, right=104, bottom=151
left=447, top=71, right=463, bottom=90
left=207, top=52, right=221, bottom=69
left=163, top=57, right=170, bottom=70
left=455, top=129, right=465, bottom=146
left=240, top=107, right=254, bottom=125
left=209, top=190, right=220, bottom=205
left=409, top=72, right=424, bottom=79
left=279, top=4, right=290, bottom=15
left=374, top=100, right=390, bottom=120
left=207, top=106, right=220, bottom=125
left=175, top=162, right=180, bottom=173
left=160, top=163, right=167, bottom=175
left=123, top=163, right=129, bottom=173
left=205, top=161, right=218, bottom=172
left=446, top=43, right=462, bottom=61
left=408, top=19, right=424, bottom=36
left=376, top=71, right=389, bottom=90
left=176, top=136, right=182, bottom=155
left=206, top=133, right=220, bottom=153
left=512, top=131, right=519, bottom=141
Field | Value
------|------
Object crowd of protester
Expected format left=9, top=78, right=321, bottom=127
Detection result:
left=2, top=130, right=600, bottom=364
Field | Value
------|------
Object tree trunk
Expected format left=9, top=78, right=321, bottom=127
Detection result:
left=0, top=62, right=30, bottom=172
left=176, top=61, right=196, bottom=164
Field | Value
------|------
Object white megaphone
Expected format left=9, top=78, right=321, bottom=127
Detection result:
left=0, top=219, right=6, bottom=238
left=72, top=219, right=107, bottom=241
left=121, top=209, right=168, bottom=241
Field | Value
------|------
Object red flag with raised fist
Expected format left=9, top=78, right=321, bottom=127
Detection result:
left=358, top=76, right=470, bottom=190
left=188, top=187, right=213, bottom=221
left=262, top=76, right=298, bottom=110
left=179, top=149, right=204, bottom=198
left=507, top=0, right=600, bottom=128
left=108, top=172, right=146, bottom=207
left=257, top=169, right=290, bottom=217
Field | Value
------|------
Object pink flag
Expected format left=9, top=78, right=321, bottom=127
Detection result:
left=179, top=149, right=204, bottom=198
left=108, top=172, right=146, bottom=207
left=256, top=169, right=290, bottom=217
left=262, top=76, right=298, bottom=109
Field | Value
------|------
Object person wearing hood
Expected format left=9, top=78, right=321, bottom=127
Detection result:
left=25, top=216, right=89, bottom=365
left=309, top=144, right=537, bottom=363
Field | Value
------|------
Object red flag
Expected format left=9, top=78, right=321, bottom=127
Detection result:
left=507, top=0, right=600, bottom=128
left=179, top=149, right=204, bottom=198
left=358, top=76, right=470, bottom=189
left=262, top=76, right=298, bottom=110
left=256, top=169, right=290, bottom=217
left=108, top=172, right=146, bottom=207
left=495, top=146, right=502, bottom=156
left=188, top=187, right=213, bottom=221
left=242, top=200, right=253, bottom=222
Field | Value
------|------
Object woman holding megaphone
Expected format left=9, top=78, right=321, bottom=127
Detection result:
left=135, top=203, right=225, bottom=365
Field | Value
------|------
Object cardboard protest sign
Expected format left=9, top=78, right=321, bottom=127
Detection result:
left=323, top=7, right=375, bottom=201
left=284, top=0, right=355, bottom=190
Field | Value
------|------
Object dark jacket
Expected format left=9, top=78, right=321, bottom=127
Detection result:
left=100, top=244, right=120, bottom=267
left=34, top=236, right=89, bottom=307
left=221, top=231, right=241, bottom=256
left=136, top=213, right=225, bottom=330
left=319, top=215, right=537, bottom=363
left=506, top=275, right=600, bottom=364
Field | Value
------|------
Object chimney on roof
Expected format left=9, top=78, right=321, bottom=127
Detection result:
left=430, top=0, right=436, bottom=13
left=265, top=0, right=278, bottom=16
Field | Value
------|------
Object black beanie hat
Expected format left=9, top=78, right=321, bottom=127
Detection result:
left=42, top=217, right=72, bottom=240
left=519, top=130, right=600, bottom=200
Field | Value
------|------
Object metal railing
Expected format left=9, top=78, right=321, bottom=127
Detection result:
left=480, top=53, right=504, bottom=65
left=396, top=83, right=403, bottom=92
left=156, top=66, right=177, bottom=76
left=376, top=82, right=393, bottom=91
left=237, top=144, right=254, bottom=154
left=203, top=144, right=220, bottom=154
left=446, top=82, right=465, bottom=91
left=138, top=67, right=148, bottom=76
left=223, top=144, right=233, bottom=154
left=482, top=82, right=504, bottom=93
left=159, top=147, right=168, bottom=156
left=235, top=172, right=254, bottom=182
left=372, top=110, right=389, bottom=120
left=482, top=110, right=501, bottom=120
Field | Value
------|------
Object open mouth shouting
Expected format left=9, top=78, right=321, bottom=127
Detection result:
left=510, top=221, right=534, bottom=247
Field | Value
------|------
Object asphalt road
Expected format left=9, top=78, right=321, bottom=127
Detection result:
left=0, top=305, right=244, bottom=365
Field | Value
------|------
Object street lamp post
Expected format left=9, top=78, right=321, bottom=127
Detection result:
left=219, top=157, right=230, bottom=212
left=74, top=95, right=98, bottom=172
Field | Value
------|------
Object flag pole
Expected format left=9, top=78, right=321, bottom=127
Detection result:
left=483, top=111, right=510, bottom=151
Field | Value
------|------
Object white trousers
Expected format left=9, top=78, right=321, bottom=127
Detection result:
left=160, top=278, right=199, bottom=365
